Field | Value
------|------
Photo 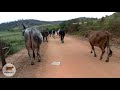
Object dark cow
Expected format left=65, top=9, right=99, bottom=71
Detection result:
left=41, top=31, right=49, bottom=42
left=49, top=30, right=52, bottom=37
left=59, top=29, right=65, bottom=43
left=86, top=30, right=112, bottom=62
left=22, top=24, right=43, bottom=65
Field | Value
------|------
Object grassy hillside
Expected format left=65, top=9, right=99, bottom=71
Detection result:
left=36, top=24, right=60, bottom=32
left=0, top=31, right=25, bottom=56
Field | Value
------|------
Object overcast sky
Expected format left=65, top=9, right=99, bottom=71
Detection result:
left=0, top=12, right=115, bottom=24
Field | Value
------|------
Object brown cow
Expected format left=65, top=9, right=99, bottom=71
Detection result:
left=86, top=30, right=112, bottom=62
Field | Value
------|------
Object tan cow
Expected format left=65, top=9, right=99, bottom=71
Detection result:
left=86, top=30, right=112, bottom=62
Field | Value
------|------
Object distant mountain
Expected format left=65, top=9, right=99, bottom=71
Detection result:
left=0, top=19, right=63, bottom=31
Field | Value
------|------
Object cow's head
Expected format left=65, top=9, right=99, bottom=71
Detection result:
left=85, top=30, right=94, bottom=38
left=22, top=23, right=27, bottom=36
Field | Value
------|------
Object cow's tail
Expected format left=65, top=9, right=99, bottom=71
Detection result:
left=106, top=33, right=112, bottom=57
left=29, top=30, right=33, bottom=50
left=29, top=30, right=36, bottom=60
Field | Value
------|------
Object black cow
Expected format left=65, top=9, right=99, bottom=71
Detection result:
left=49, top=30, right=52, bottom=37
left=41, top=31, right=49, bottom=42
left=59, top=30, right=65, bottom=43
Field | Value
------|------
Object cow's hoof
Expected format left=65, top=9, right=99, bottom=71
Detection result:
left=105, top=60, right=109, bottom=62
left=38, top=60, right=41, bottom=62
left=90, top=51, right=92, bottom=53
left=38, top=58, right=41, bottom=62
left=94, top=55, right=97, bottom=57
left=31, top=62, right=34, bottom=65
left=100, top=57, right=102, bottom=60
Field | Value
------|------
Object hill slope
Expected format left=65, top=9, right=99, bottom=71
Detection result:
left=0, top=19, right=63, bottom=31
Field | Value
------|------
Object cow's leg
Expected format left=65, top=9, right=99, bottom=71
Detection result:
left=61, top=36, right=64, bottom=43
left=90, top=43, right=96, bottom=57
left=53, top=34, right=54, bottom=38
left=100, top=47, right=105, bottom=60
left=37, top=47, right=41, bottom=62
left=60, top=35, right=62, bottom=43
left=63, top=34, right=65, bottom=43
left=106, top=54, right=110, bottom=62
left=28, top=49, right=34, bottom=65
left=46, top=36, right=48, bottom=42
left=105, top=46, right=112, bottom=62
left=33, top=50, right=35, bottom=60
left=93, top=46, right=97, bottom=57
left=43, top=36, right=45, bottom=42
left=105, top=56, right=109, bottom=62
left=90, top=50, right=93, bottom=53
left=89, top=43, right=93, bottom=53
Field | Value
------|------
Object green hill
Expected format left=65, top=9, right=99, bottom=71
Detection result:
left=0, top=19, right=63, bottom=31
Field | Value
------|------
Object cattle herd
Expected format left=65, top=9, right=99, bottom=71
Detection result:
left=22, top=24, right=113, bottom=65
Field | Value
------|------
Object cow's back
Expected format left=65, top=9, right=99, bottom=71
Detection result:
left=24, top=28, right=42, bottom=50
left=89, top=31, right=108, bottom=47
left=32, top=28, right=43, bottom=48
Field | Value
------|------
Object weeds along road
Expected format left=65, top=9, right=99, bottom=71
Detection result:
left=0, top=34, right=120, bottom=78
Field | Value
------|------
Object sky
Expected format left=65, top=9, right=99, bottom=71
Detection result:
left=0, top=12, right=115, bottom=24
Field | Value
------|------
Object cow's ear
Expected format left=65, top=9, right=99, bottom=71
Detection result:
left=22, top=23, right=26, bottom=29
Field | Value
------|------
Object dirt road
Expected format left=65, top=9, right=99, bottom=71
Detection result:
left=0, top=35, right=120, bottom=78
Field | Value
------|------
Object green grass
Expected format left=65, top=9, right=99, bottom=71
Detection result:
left=0, top=31, right=25, bottom=56
left=0, top=31, right=21, bottom=37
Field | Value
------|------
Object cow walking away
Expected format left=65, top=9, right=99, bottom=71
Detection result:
left=86, top=30, right=112, bottom=62
left=52, top=30, right=55, bottom=38
left=41, top=31, right=49, bottom=42
left=59, top=29, right=65, bottom=43
left=22, top=24, right=43, bottom=65
left=49, top=30, right=52, bottom=37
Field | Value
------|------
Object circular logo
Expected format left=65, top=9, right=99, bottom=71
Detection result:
left=2, top=63, right=16, bottom=77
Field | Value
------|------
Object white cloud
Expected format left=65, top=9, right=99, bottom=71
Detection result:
left=0, top=12, right=115, bottom=23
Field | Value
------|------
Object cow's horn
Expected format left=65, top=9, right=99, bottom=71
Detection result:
left=22, top=23, right=26, bottom=29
